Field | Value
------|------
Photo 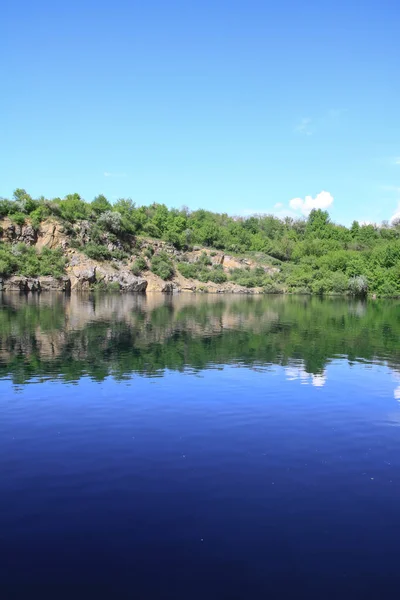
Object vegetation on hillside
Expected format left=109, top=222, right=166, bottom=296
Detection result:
left=1, top=188, right=400, bottom=295
left=0, top=243, right=66, bottom=279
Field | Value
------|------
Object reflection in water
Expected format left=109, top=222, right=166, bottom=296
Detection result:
left=2, top=293, right=400, bottom=597
left=285, top=365, right=327, bottom=387
left=1, top=292, right=400, bottom=386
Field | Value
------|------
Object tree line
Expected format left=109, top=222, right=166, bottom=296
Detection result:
left=1, top=189, right=400, bottom=295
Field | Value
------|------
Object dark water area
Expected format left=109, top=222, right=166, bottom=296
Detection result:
left=1, top=293, right=400, bottom=598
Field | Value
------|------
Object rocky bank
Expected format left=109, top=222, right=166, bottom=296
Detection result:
left=0, top=217, right=278, bottom=294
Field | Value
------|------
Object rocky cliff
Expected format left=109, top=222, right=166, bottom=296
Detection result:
left=0, top=217, right=278, bottom=294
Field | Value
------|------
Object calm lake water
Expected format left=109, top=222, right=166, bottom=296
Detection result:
left=1, top=293, right=400, bottom=598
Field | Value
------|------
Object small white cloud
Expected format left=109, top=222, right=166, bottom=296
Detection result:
left=274, top=202, right=283, bottom=209
left=390, top=202, right=400, bottom=224
left=295, top=117, right=312, bottom=136
left=289, top=197, right=304, bottom=211
left=289, top=191, right=334, bottom=216
left=394, top=158, right=400, bottom=165
left=104, top=171, right=127, bottom=178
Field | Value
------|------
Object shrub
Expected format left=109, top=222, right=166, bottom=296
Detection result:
left=10, top=212, right=26, bottom=226
left=263, top=279, right=283, bottom=294
left=92, top=280, right=120, bottom=292
left=348, top=275, right=368, bottom=296
left=30, top=206, right=51, bottom=230
left=328, top=271, right=348, bottom=294
left=83, top=243, right=112, bottom=261
left=229, top=267, right=264, bottom=288
left=0, top=243, right=66, bottom=278
left=110, top=249, right=129, bottom=262
left=151, top=252, right=174, bottom=280
left=97, top=210, right=123, bottom=233
left=198, top=252, right=212, bottom=266
left=131, top=256, right=147, bottom=276
left=177, top=262, right=199, bottom=279
left=144, top=247, right=154, bottom=258
left=207, top=269, right=227, bottom=284
left=59, top=195, right=89, bottom=222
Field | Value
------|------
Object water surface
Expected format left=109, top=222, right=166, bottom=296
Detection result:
left=1, top=293, right=400, bottom=598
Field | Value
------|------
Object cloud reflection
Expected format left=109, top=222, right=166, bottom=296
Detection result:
left=285, top=365, right=327, bottom=387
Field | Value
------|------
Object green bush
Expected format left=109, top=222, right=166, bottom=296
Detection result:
left=144, top=247, right=154, bottom=259
left=151, top=252, right=174, bottom=280
left=92, top=280, right=120, bottom=292
left=83, top=243, right=112, bottom=261
left=131, top=256, right=147, bottom=276
left=207, top=266, right=227, bottom=284
left=177, top=262, right=199, bottom=279
left=263, top=279, right=283, bottom=294
left=0, top=243, right=66, bottom=278
left=328, top=271, right=348, bottom=294
left=10, top=212, right=26, bottom=226
left=229, top=267, right=265, bottom=288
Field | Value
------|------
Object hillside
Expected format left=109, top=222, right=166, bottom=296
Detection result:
left=1, top=189, right=400, bottom=296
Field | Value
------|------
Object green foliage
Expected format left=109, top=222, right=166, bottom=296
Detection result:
left=0, top=243, right=66, bottom=278
left=207, top=266, right=227, bottom=284
left=10, top=212, right=26, bottom=226
left=58, top=194, right=89, bottom=222
left=143, top=247, right=154, bottom=259
left=151, top=252, right=174, bottom=280
left=92, top=280, right=121, bottom=292
left=91, top=194, right=112, bottom=215
left=83, top=243, right=112, bottom=261
left=177, top=261, right=199, bottom=279
left=1, top=189, right=400, bottom=295
left=131, top=256, right=147, bottom=276
left=177, top=257, right=227, bottom=283
left=229, top=267, right=266, bottom=288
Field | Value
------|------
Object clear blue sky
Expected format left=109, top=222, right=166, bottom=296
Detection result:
left=2, top=0, right=400, bottom=225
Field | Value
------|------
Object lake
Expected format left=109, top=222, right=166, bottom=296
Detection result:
left=1, top=293, right=400, bottom=598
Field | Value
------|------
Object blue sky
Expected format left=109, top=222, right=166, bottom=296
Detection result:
left=2, top=0, right=400, bottom=225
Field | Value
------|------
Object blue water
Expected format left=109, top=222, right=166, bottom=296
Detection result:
left=1, top=294, right=400, bottom=597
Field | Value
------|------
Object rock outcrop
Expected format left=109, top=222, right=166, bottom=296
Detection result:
left=0, top=218, right=37, bottom=245
left=0, top=276, right=71, bottom=293
left=37, top=220, right=69, bottom=250
left=0, top=218, right=280, bottom=294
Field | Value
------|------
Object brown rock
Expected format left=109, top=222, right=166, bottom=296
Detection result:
left=0, top=218, right=37, bottom=245
left=37, top=220, right=69, bottom=250
left=38, top=276, right=71, bottom=292
left=2, top=276, right=29, bottom=292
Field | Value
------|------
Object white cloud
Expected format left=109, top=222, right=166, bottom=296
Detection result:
left=104, top=171, right=127, bottom=178
left=289, top=197, right=304, bottom=211
left=390, top=202, right=400, bottom=224
left=394, top=158, right=400, bottom=165
left=274, top=202, right=283, bottom=209
left=289, top=191, right=334, bottom=216
left=295, top=117, right=312, bottom=136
